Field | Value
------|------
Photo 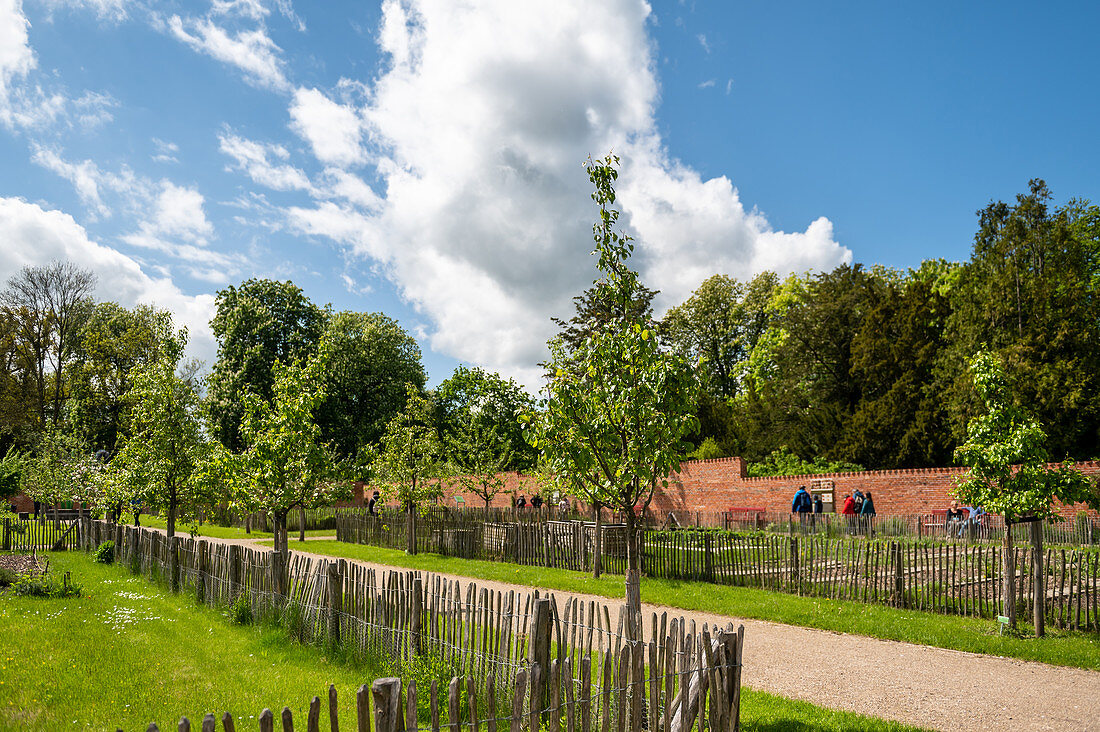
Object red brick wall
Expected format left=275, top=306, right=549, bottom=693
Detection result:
left=650, top=457, right=1100, bottom=519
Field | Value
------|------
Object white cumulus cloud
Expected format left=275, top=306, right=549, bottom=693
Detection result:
left=167, top=14, right=290, bottom=92
left=289, top=87, right=365, bottom=167
left=219, top=132, right=314, bottom=191
left=0, top=196, right=218, bottom=364
left=248, top=0, right=851, bottom=387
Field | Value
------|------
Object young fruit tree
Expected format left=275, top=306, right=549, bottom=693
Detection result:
left=20, top=429, right=99, bottom=522
left=113, top=349, right=206, bottom=538
left=229, top=357, right=350, bottom=559
left=532, top=154, right=699, bottom=621
left=953, top=351, right=1099, bottom=635
left=373, top=384, right=445, bottom=555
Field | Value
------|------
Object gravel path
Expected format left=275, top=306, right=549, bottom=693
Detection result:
left=152, top=530, right=1100, bottom=731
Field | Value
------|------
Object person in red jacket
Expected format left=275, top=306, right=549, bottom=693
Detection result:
left=840, top=494, right=857, bottom=534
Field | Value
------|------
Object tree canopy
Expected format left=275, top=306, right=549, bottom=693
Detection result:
left=315, top=311, right=426, bottom=464
left=206, top=279, right=327, bottom=451
left=535, top=154, right=699, bottom=615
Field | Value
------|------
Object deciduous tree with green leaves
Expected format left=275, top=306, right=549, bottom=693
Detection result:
left=20, top=428, right=98, bottom=522
left=533, top=154, right=699, bottom=620
left=206, top=279, right=327, bottom=452
left=953, top=351, right=1099, bottom=635
left=315, top=311, right=426, bottom=462
left=373, top=384, right=445, bottom=555
left=228, top=357, right=350, bottom=557
left=113, top=342, right=206, bottom=539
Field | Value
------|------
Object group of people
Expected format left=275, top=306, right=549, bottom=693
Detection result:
left=946, top=501, right=986, bottom=537
left=790, top=486, right=877, bottom=517
left=791, top=486, right=876, bottom=535
left=512, top=494, right=543, bottom=510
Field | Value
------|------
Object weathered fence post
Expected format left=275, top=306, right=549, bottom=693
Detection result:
left=327, top=560, right=343, bottom=646
left=356, top=684, right=370, bottom=732
left=272, top=549, right=287, bottom=599
left=528, top=597, right=551, bottom=716
left=411, top=575, right=423, bottom=655
left=372, top=678, right=404, bottom=732
left=704, top=533, right=715, bottom=582
left=2, top=518, right=9, bottom=552
left=790, top=536, right=800, bottom=591
left=197, top=540, right=210, bottom=604
left=893, top=542, right=905, bottom=608
left=170, top=536, right=181, bottom=593
left=228, top=544, right=241, bottom=598
left=1031, top=520, right=1045, bottom=637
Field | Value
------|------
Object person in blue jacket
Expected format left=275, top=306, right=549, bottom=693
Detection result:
left=791, top=486, right=812, bottom=513
left=859, top=491, right=876, bottom=536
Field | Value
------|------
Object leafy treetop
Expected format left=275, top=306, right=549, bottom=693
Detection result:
left=953, top=351, right=1099, bottom=521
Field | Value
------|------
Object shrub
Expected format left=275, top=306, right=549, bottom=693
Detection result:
left=93, top=540, right=115, bottom=564
left=12, top=571, right=82, bottom=598
left=229, top=593, right=254, bottom=625
left=0, top=568, right=18, bottom=587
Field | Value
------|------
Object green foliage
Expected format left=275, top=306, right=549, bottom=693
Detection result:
left=112, top=340, right=205, bottom=537
left=223, top=356, right=350, bottom=553
left=687, top=436, right=726, bottom=461
left=315, top=311, right=426, bottom=463
left=437, top=366, right=538, bottom=503
left=534, top=154, right=699, bottom=575
left=373, top=384, right=445, bottom=510
left=206, top=279, right=327, bottom=451
left=943, top=182, right=1100, bottom=457
left=12, top=571, right=83, bottom=598
left=662, top=272, right=780, bottom=400
left=953, top=351, right=1100, bottom=521
left=229, top=593, right=254, bottom=625
left=20, top=428, right=102, bottom=511
left=0, top=447, right=21, bottom=502
left=0, top=568, right=18, bottom=586
left=93, top=540, right=115, bottom=564
left=67, top=302, right=184, bottom=454
left=747, top=446, right=863, bottom=477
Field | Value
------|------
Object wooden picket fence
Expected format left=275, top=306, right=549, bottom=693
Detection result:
left=2, top=516, right=80, bottom=551
left=80, top=520, right=744, bottom=732
left=644, top=532, right=1100, bottom=630
left=334, top=510, right=1100, bottom=629
left=335, top=508, right=629, bottom=574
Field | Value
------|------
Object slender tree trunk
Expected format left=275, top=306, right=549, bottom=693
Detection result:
left=298, top=505, right=306, bottom=542
left=1031, top=520, right=1045, bottom=637
left=167, top=503, right=175, bottom=539
left=592, top=502, right=603, bottom=579
left=624, top=509, right=641, bottom=634
left=1003, top=522, right=1016, bottom=629
left=134, top=507, right=142, bottom=528
left=275, top=511, right=288, bottom=557
left=245, top=513, right=251, bottom=534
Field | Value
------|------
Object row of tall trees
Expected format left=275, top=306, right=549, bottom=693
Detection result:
left=3, top=265, right=539, bottom=552
left=661, top=180, right=1100, bottom=468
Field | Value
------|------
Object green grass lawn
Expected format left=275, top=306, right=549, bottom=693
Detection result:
left=0, top=550, right=929, bottom=731
left=125, top=515, right=336, bottom=541
left=281, top=540, right=1100, bottom=671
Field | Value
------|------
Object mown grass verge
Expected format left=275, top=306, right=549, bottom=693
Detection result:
left=124, top=515, right=336, bottom=541
left=282, top=540, right=1100, bottom=671
left=0, top=550, right=928, bottom=731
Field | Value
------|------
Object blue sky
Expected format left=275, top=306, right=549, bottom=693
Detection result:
left=1, top=0, right=1097, bottom=389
